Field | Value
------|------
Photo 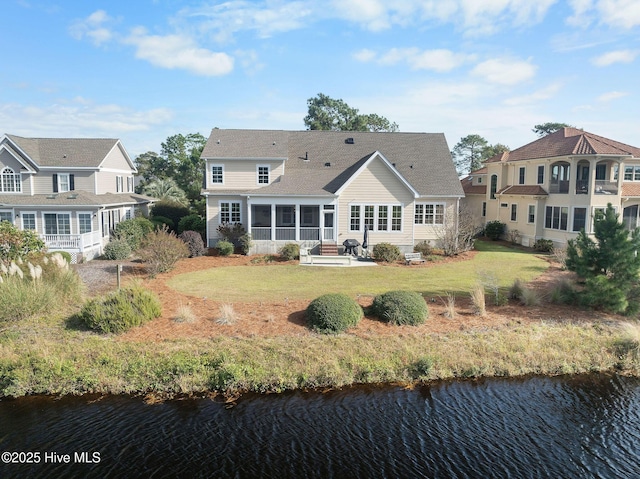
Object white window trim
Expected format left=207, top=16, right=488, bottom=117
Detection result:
left=0, top=209, right=13, bottom=224
left=42, top=211, right=72, bottom=235
left=415, top=202, right=446, bottom=226
left=219, top=201, right=242, bottom=224
left=1, top=167, right=22, bottom=193
left=58, top=173, right=71, bottom=193
left=78, top=212, right=94, bottom=234
left=256, top=164, right=270, bottom=185
left=116, top=175, right=124, bottom=193
left=211, top=164, right=225, bottom=186
left=21, top=211, right=37, bottom=231
left=349, top=203, right=404, bottom=233
left=544, top=206, right=569, bottom=232
left=126, top=176, right=134, bottom=193
left=527, top=204, right=536, bottom=224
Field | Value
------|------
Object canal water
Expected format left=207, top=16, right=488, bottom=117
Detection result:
left=1, top=373, right=639, bottom=478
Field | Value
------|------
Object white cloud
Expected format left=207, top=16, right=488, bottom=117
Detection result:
left=568, top=0, right=640, bottom=28
left=356, top=47, right=470, bottom=72
left=68, top=10, right=115, bottom=46
left=471, top=58, right=537, bottom=85
left=124, top=28, right=234, bottom=77
left=504, top=82, right=564, bottom=105
left=591, top=49, right=637, bottom=66
left=597, top=90, right=629, bottom=102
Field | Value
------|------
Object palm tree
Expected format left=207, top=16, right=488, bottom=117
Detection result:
left=142, top=178, right=189, bottom=206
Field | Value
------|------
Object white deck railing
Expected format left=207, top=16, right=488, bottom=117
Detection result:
left=41, top=231, right=102, bottom=251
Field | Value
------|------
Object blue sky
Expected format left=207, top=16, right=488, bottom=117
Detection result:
left=3, top=0, right=640, bottom=159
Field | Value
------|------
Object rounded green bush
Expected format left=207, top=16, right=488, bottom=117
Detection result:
left=279, top=243, right=300, bottom=261
left=413, top=240, right=433, bottom=257
left=179, top=230, right=206, bottom=257
left=306, top=293, right=363, bottom=334
left=50, top=250, right=72, bottom=264
left=216, top=240, right=234, bottom=256
left=484, top=220, right=505, bottom=241
left=372, top=290, right=429, bottom=326
left=372, top=242, right=401, bottom=262
left=80, top=284, right=162, bottom=334
left=103, top=239, right=132, bottom=260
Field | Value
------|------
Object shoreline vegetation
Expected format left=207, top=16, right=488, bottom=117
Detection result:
left=1, top=319, right=639, bottom=400
left=1, top=241, right=639, bottom=401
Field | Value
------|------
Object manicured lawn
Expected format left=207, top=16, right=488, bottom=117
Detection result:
left=167, top=241, right=549, bottom=302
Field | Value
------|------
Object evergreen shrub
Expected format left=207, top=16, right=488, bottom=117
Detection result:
left=372, top=290, right=429, bottom=326
left=80, top=284, right=162, bottom=334
left=216, top=240, right=234, bottom=256
left=413, top=240, right=433, bottom=257
left=533, top=239, right=554, bottom=252
left=179, top=230, right=206, bottom=257
left=372, top=242, right=401, bottom=262
left=178, top=214, right=206, bottom=235
left=103, top=239, right=132, bottom=260
left=279, top=243, right=300, bottom=261
left=306, top=293, right=363, bottom=334
left=484, top=220, right=505, bottom=241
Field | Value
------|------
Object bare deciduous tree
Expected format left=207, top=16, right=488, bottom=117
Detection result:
left=435, top=204, right=481, bottom=256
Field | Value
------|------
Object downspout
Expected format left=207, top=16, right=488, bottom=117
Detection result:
left=455, top=197, right=460, bottom=252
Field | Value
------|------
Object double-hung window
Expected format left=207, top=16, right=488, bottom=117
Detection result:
left=79, top=213, right=92, bottom=234
left=22, top=213, right=36, bottom=230
left=220, top=202, right=241, bottom=223
left=211, top=165, right=224, bottom=184
left=510, top=204, right=517, bottom=222
left=518, top=167, right=525, bottom=185
left=415, top=203, right=445, bottom=225
left=257, top=165, right=270, bottom=184
left=349, top=204, right=402, bottom=232
left=527, top=205, right=535, bottom=224
left=116, top=176, right=124, bottom=193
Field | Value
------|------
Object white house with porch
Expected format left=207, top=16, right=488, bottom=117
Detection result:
left=201, top=129, right=463, bottom=255
left=0, top=134, right=154, bottom=262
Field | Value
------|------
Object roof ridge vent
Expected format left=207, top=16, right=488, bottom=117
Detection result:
left=345, top=137, right=354, bottom=144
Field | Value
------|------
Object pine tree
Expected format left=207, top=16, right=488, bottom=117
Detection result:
left=566, top=203, right=640, bottom=314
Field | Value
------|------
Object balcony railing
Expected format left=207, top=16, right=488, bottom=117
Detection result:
left=595, top=180, right=618, bottom=195
left=549, top=181, right=569, bottom=194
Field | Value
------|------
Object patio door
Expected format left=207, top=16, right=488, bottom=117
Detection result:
left=323, top=212, right=334, bottom=241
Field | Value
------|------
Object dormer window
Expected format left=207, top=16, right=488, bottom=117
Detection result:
left=52, top=173, right=74, bottom=193
left=257, top=165, right=270, bottom=184
left=1, top=167, right=21, bottom=193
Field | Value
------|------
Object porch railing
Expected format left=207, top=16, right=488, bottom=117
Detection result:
left=250, top=227, right=322, bottom=241
left=41, top=231, right=102, bottom=251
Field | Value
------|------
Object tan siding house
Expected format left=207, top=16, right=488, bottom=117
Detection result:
left=0, top=134, right=154, bottom=262
left=201, top=129, right=464, bottom=255
left=462, top=128, right=640, bottom=248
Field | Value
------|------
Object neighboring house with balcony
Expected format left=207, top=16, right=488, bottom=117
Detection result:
left=0, top=134, right=154, bottom=262
left=461, top=127, right=640, bottom=247
left=201, top=129, right=464, bottom=254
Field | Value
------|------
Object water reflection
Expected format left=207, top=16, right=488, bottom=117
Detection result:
left=1, top=374, right=639, bottom=478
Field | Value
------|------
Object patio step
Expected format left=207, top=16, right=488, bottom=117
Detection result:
left=320, top=243, right=339, bottom=255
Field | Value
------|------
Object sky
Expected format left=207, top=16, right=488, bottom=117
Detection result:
left=2, top=0, right=640, bottom=159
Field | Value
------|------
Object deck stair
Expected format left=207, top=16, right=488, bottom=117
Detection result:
left=320, top=243, right=339, bottom=256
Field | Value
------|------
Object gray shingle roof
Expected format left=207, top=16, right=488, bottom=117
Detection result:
left=202, top=129, right=463, bottom=197
left=0, top=191, right=153, bottom=208
left=5, top=134, right=123, bottom=168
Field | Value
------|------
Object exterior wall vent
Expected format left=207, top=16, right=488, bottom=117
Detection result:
left=345, top=138, right=354, bottom=144
left=324, top=162, right=331, bottom=167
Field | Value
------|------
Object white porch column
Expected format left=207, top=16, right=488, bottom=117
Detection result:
left=246, top=197, right=252, bottom=238
left=295, top=204, right=300, bottom=241
left=271, top=204, right=276, bottom=241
